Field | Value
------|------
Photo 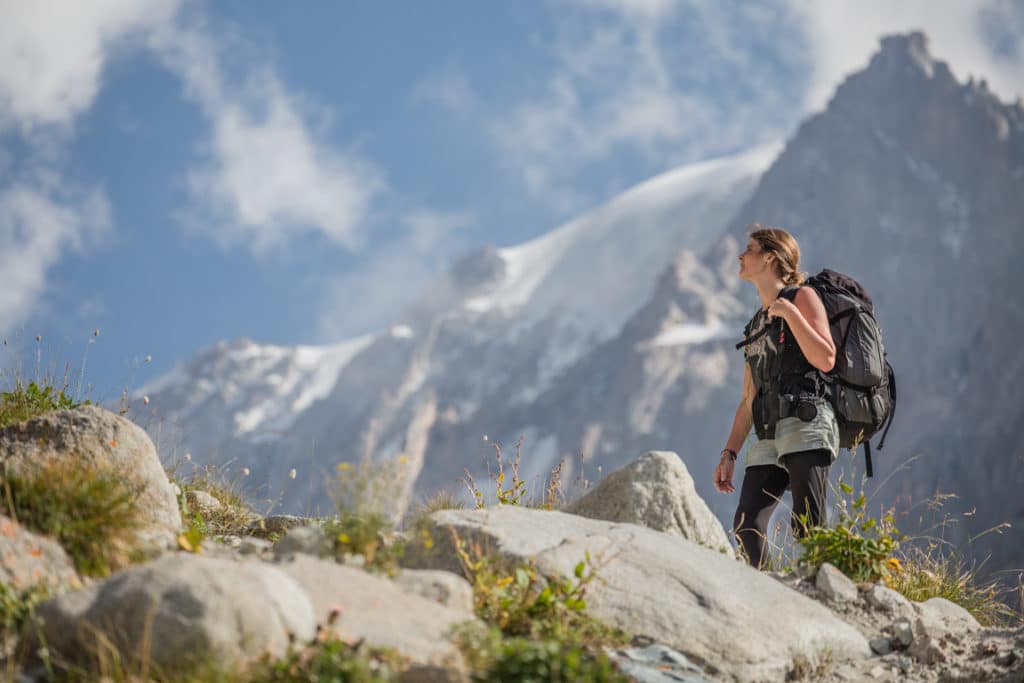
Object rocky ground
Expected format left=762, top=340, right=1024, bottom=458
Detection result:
left=2, top=407, right=1023, bottom=682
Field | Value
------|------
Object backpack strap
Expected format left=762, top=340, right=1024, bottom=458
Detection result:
left=864, top=440, right=874, bottom=478
left=876, top=363, right=897, bottom=450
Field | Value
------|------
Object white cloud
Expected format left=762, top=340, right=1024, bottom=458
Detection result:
left=424, top=1, right=802, bottom=210
left=147, top=17, right=385, bottom=254
left=423, top=0, right=1022, bottom=213
left=318, top=210, right=472, bottom=339
left=791, top=1, right=1024, bottom=111
left=0, top=181, right=111, bottom=334
left=0, top=0, right=179, bottom=134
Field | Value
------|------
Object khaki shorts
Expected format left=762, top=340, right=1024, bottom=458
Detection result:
left=746, top=397, right=839, bottom=470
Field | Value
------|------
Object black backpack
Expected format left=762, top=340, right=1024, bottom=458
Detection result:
left=798, top=269, right=896, bottom=477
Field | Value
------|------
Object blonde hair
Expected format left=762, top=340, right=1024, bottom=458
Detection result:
left=748, top=224, right=806, bottom=286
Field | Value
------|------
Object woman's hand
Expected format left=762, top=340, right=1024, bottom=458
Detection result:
left=766, top=297, right=798, bottom=322
left=714, top=453, right=736, bottom=493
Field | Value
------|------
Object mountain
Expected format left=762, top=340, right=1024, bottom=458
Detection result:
left=712, top=32, right=1024, bottom=570
left=137, top=144, right=778, bottom=515
left=139, top=32, right=1024, bottom=573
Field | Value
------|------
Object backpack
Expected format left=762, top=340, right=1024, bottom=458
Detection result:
left=793, top=269, right=896, bottom=477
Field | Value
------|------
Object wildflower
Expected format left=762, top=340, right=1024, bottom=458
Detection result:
left=887, top=557, right=904, bottom=573
left=289, top=468, right=297, bottom=479
left=241, top=467, right=250, bottom=476
left=398, top=455, right=409, bottom=465
left=184, top=453, right=192, bottom=462
left=483, top=434, right=489, bottom=442
left=337, top=462, right=350, bottom=471
left=145, top=355, right=152, bottom=363
left=143, top=396, right=150, bottom=405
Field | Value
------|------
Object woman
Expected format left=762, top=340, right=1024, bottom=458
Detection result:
left=713, top=225, right=838, bottom=568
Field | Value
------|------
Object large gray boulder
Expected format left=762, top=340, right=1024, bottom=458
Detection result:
left=0, top=406, right=180, bottom=549
left=566, top=451, right=731, bottom=553
left=405, top=506, right=871, bottom=682
left=26, top=554, right=315, bottom=676
left=0, top=514, right=80, bottom=594
left=278, top=555, right=474, bottom=681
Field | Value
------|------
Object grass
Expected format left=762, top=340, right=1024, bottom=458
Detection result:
left=1, top=458, right=146, bottom=577
left=768, top=455, right=1024, bottom=627
left=461, top=436, right=574, bottom=510
left=0, top=334, right=98, bottom=430
left=171, top=463, right=261, bottom=539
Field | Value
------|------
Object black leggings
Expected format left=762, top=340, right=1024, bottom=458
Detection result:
left=732, top=448, right=831, bottom=569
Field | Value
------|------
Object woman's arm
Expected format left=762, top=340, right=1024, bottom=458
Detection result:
left=715, top=364, right=754, bottom=494
left=768, top=287, right=836, bottom=373
left=724, top=364, right=754, bottom=454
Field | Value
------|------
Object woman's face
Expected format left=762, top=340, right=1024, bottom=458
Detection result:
left=738, top=238, right=770, bottom=281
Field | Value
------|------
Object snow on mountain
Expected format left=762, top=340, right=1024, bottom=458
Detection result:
left=136, top=335, right=373, bottom=444
left=136, top=142, right=779, bottom=511
left=465, top=143, right=782, bottom=335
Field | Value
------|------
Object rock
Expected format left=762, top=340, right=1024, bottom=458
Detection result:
left=238, top=537, right=273, bottom=557
left=403, top=506, right=871, bottom=682
left=395, top=570, right=474, bottom=612
left=869, top=637, right=893, bottom=655
left=865, top=584, right=914, bottom=618
left=185, top=490, right=224, bottom=517
left=0, top=406, right=180, bottom=550
left=908, top=635, right=946, bottom=665
left=0, top=515, right=80, bottom=594
left=889, top=619, right=914, bottom=649
left=566, top=451, right=731, bottom=553
left=816, top=563, right=859, bottom=602
left=278, top=555, right=474, bottom=680
left=246, top=514, right=308, bottom=539
left=26, top=554, right=315, bottom=676
left=606, top=644, right=711, bottom=682
left=913, top=597, right=981, bottom=638
left=896, top=655, right=913, bottom=674
left=274, top=525, right=332, bottom=560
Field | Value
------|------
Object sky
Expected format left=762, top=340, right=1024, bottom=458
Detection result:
left=1, top=0, right=1022, bottom=402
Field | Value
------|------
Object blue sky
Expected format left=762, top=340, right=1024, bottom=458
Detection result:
left=1, top=0, right=1022, bottom=401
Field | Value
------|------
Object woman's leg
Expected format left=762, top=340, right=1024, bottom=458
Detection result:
left=733, top=465, right=789, bottom=568
left=781, top=448, right=832, bottom=537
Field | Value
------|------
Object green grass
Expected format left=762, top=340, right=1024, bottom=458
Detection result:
left=0, top=380, right=91, bottom=429
left=1, top=459, right=145, bottom=577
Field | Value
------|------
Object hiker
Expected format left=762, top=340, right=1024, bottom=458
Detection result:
left=714, top=225, right=838, bottom=568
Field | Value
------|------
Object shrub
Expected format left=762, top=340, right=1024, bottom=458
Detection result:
left=0, top=582, right=49, bottom=639
left=796, top=482, right=902, bottom=583
left=0, top=380, right=90, bottom=429
left=481, top=637, right=628, bottom=683
left=1, top=459, right=144, bottom=577
left=322, top=512, right=404, bottom=575
left=253, top=635, right=405, bottom=683
left=452, top=532, right=628, bottom=648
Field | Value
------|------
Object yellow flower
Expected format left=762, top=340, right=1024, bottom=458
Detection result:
left=496, top=576, right=514, bottom=588
left=887, top=557, right=904, bottom=573
left=337, top=462, right=351, bottom=471
left=338, top=533, right=351, bottom=544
